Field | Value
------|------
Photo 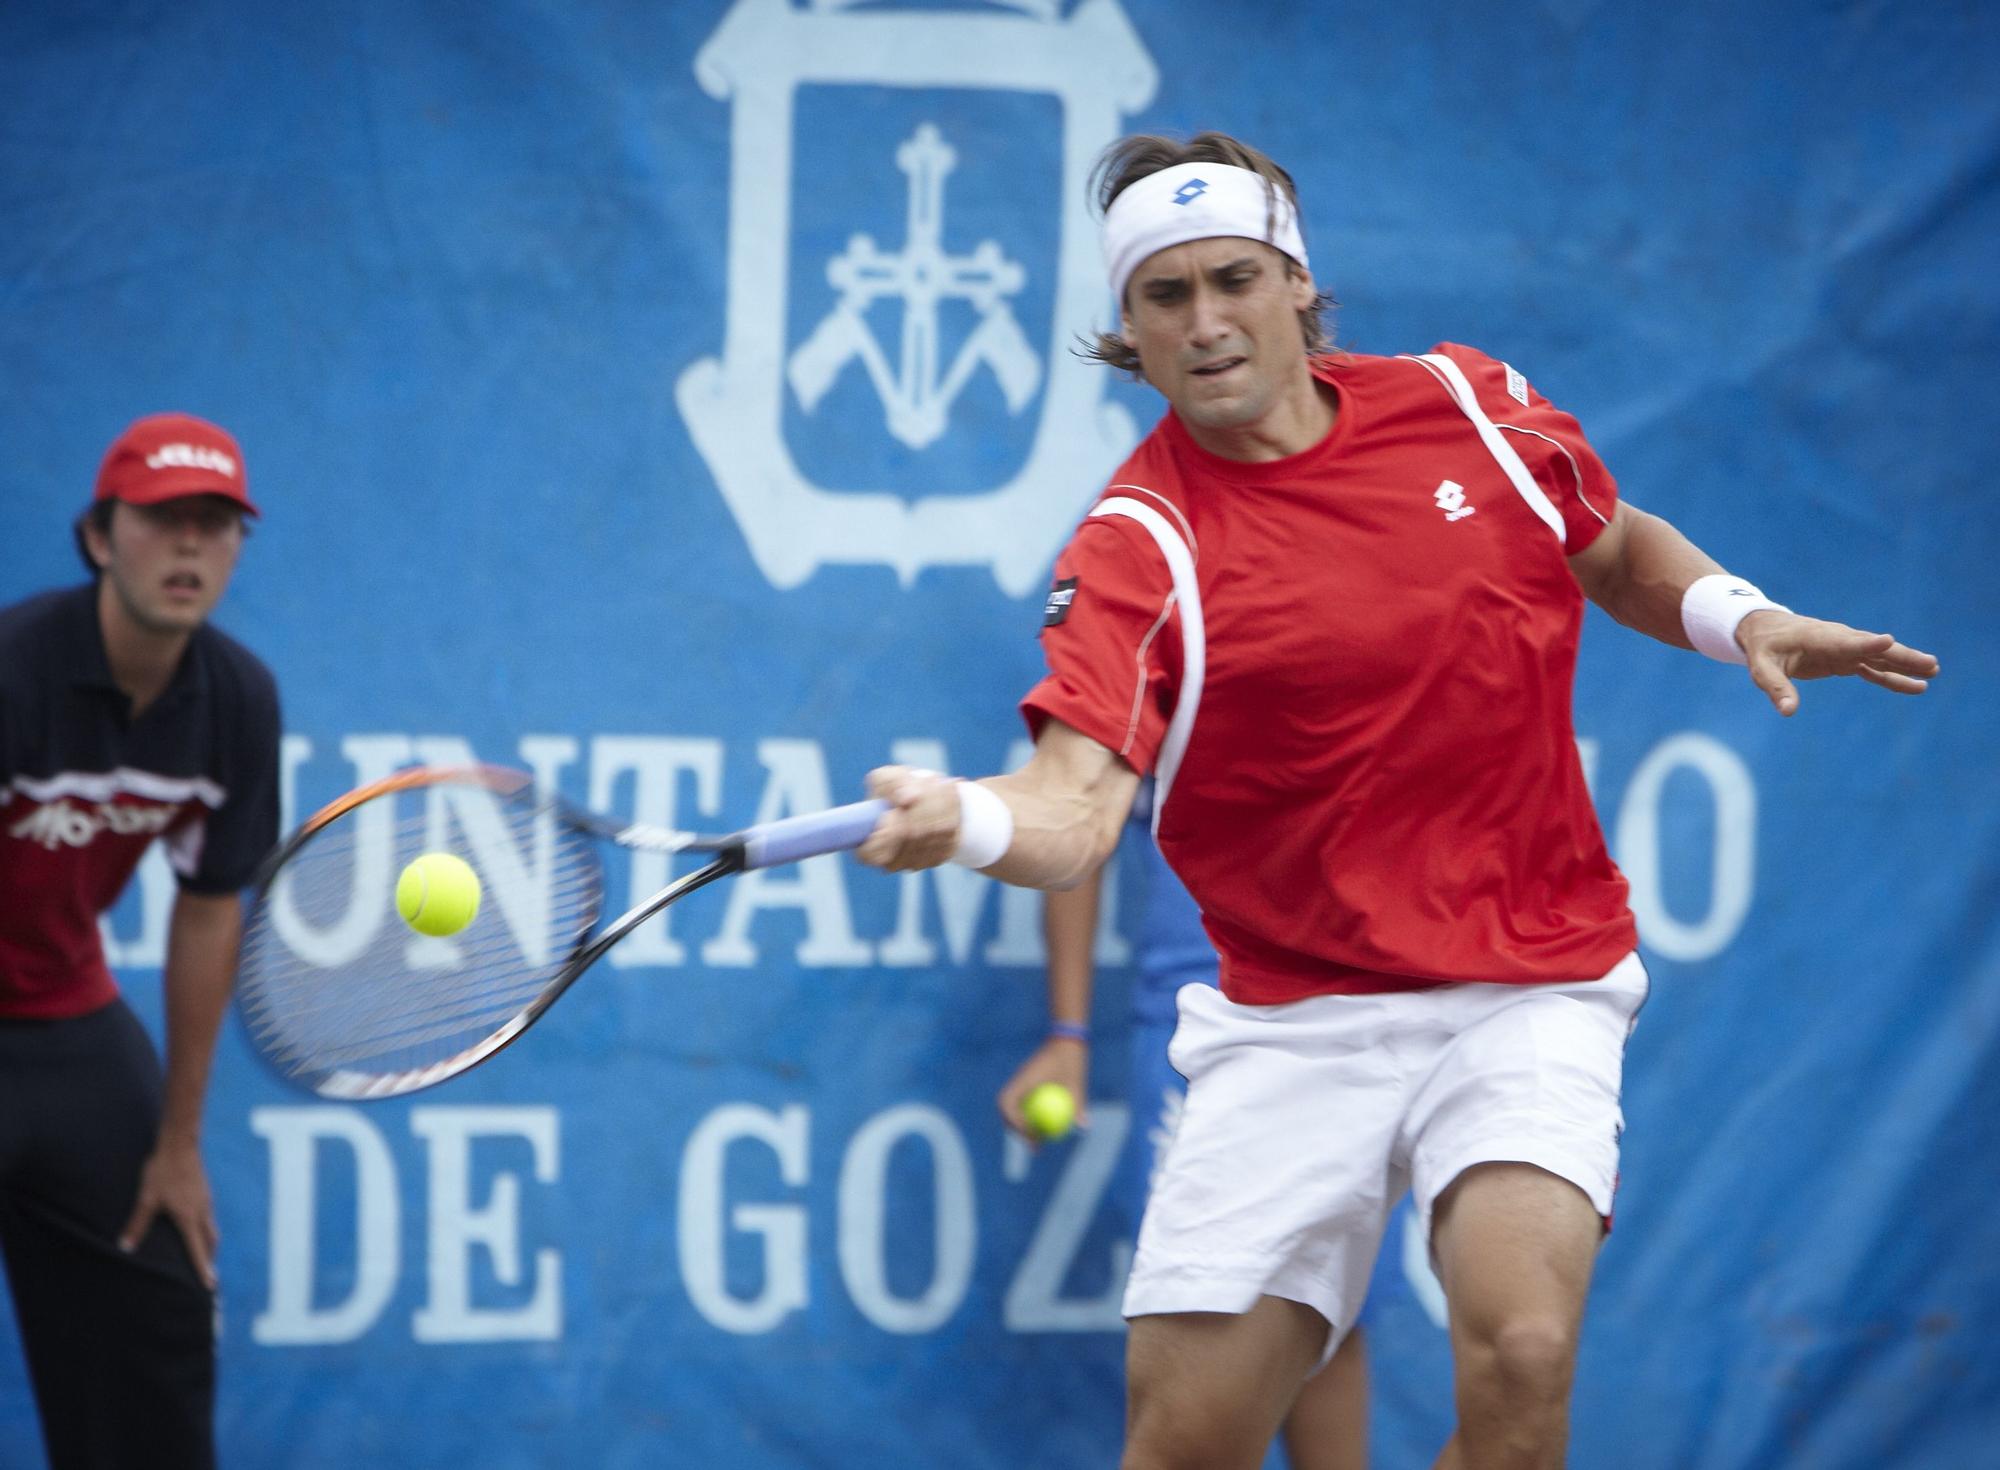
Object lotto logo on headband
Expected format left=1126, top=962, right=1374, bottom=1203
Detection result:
left=1101, top=162, right=1310, bottom=304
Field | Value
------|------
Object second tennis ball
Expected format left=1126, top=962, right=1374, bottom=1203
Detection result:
left=395, top=852, right=482, bottom=937
left=1022, top=1082, right=1078, bottom=1142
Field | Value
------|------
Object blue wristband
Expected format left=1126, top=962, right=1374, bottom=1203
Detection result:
left=1049, top=1021, right=1089, bottom=1043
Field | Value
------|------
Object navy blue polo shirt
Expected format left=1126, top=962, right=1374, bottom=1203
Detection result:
left=0, top=583, right=280, bottom=1018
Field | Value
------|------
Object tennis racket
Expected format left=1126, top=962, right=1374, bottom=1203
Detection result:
left=236, top=764, right=886, bottom=1100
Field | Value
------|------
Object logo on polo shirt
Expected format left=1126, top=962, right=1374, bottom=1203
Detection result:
left=145, top=443, right=238, bottom=478
left=6, top=799, right=180, bottom=850
left=1433, top=480, right=1476, bottom=523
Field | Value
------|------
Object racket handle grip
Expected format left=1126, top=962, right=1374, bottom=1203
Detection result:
left=740, top=798, right=891, bottom=870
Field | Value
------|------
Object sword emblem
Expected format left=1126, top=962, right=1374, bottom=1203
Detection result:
left=789, top=124, right=1041, bottom=449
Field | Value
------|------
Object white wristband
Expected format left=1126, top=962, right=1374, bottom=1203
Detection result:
left=951, top=780, right=1014, bottom=870
left=1681, top=574, right=1790, bottom=665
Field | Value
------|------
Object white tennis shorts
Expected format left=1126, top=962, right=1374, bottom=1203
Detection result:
left=1122, top=952, right=1649, bottom=1358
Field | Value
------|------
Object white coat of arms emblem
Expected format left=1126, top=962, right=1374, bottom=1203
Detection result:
left=676, top=0, right=1158, bottom=594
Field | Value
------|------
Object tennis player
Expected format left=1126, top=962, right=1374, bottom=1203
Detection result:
left=1000, top=783, right=1369, bottom=1470
left=859, top=132, right=1938, bottom=1469
left=0, top=413, right=280, bottom=1470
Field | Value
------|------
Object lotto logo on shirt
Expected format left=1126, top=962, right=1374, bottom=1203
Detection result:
left=1434, top=481, right=1476, bottom=523
left=5, top=799, right=180, bottom=850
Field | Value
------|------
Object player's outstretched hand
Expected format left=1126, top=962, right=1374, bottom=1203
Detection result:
left=1738, top=610, right=1939, bottom=716
left=857, top=765, right=961, bottom=871
left=120, top=1140, right=219, bottom=1289
left=997, top=1037, right=1090, bottom=1145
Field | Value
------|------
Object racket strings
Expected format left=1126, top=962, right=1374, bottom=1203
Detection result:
left=242, top=862, right=596, bottom=1073
left=240, top=949, right=554, bottom=1065
left=238, top=782, right=604, bottom=1086
left=241, top=859, right=590, bottom=1035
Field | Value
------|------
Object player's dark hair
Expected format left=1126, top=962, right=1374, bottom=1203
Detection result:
left=1080, top=131, right=1337, bottom=378
left=72, top=502, right=114, bottom=577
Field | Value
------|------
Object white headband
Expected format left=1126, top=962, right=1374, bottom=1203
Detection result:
left=1101, top=161, right=1310, bottom=304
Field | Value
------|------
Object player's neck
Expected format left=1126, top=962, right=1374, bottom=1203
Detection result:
left=96, top=578, right=192, bottom=717
left=1178, top=371, right=1336, bottom=463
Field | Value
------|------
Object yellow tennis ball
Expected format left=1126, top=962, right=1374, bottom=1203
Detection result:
left=395, top=853, right=482, bottom=937
left=1022, top=1082, right=1077, bottom=1142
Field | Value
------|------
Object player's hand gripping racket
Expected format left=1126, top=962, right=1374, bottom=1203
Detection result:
left=236, top=765, right=885, bottom=1100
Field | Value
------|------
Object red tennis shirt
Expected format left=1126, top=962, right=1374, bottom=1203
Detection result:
left=1022, top=344, right=1638, bottom=1003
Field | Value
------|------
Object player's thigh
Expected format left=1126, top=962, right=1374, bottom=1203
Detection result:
left=1430, top=1161, right=1602, bottom=1343
left=1127, top=984, right=1405, bottom=1351
left=1405, top=955, right=1648, bottom=1248
left=1126, top=1297, right=1329, bottom=1469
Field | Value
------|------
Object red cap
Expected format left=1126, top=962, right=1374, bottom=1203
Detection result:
left=94, top=413, right=259, bottom=515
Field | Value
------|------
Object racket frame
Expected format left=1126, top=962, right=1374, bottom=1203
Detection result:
left=240, top=764, right=879, bottom=1100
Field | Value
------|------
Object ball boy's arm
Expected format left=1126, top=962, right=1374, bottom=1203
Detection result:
left=997, top=874, right=1100, bottom=1142
left=1567, top=499, right=1938, bottom=715
left=1039, top=874, right=1101, bottom=1036
left=118, top=888, right=240, bottom=1286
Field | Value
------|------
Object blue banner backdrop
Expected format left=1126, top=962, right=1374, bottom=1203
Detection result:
left=2, top=2, right=1995, bottom=1466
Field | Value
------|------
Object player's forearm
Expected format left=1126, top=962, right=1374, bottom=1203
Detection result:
left=978, top=770, right=1127, bottom=891
left=1567, top=501, right=1936, bottom=714
left=1042, top=868, right=1102, bottom=1025
left=860, top=723, right=1138, bottom=886
left=157, top=891, right=242, bottom=1146
left=1581, top=504, right=1726, bottom=647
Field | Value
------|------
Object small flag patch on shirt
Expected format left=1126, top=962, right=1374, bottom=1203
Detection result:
left=1042, top=577, right=1078, bottom=627
left=1504, top=364, right=1530, bottom=406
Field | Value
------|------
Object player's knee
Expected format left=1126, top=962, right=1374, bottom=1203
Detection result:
left=1462, top=1312, right=1578, bottom=1401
